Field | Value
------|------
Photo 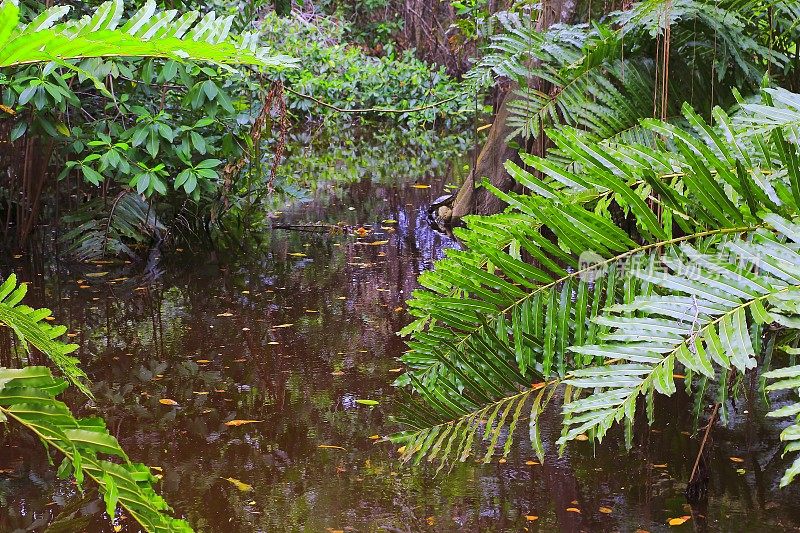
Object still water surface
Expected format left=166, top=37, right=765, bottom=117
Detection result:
left=2, top=175, right=800, bottom=532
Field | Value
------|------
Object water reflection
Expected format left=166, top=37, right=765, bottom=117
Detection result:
left=2, top=175, right=800, bottom=532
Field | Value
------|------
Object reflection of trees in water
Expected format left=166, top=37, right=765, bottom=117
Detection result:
left=4, top=178, right=800, bottom=531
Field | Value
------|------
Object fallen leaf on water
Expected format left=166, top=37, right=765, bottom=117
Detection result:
left=652, top=463, right=668, bottom=468
left=367, top=240, right=389, bottom=246
left=159, top=399, right=178, bottom=406
left=268, top=341, right=280, bottom=345
left=79, top=285, right=91, bottom=289
left=273, top=323, right=293, bottom=328
left=355, top=399, right=379, bottom=406
left=599, top=506, right=613, bottom=514
left=525, top=515, right=539, bottom=521
left=566, top=507, right=581, bottom=513
left=426, top=517, right=435, bottom=526
left=224, top=419, right=263, bottom=427
left=525, top=460, right=539, bottom=466
left=368, top=435, right=380, bottom=440
left=667, top=516, right=691, bottom=526
left=223, top=477, right=252, bottom=492
left=288, top=252, right=307, bottom=257
left=193, top=391, right=209, bottom=395
left=498, top=458, right=507, bottom=464
left=305, top=309, right=319, bottom=313
left=729, top=456, right=745, bottom=463
left=197, top=359, right=211, bottom=363
left=382, top=219, right=397, bottom=224
left=85, top=272, right=108, bottom=278
left=736, top=468, right=746, bottom=474
left=388, top=368, right=403, bottom=372
left=216, top=312, right=234, bottom=317
left=575, top=434, right=589, bottom=441
left=412, top=184, right=430, bottom=189
left=354, top=227, right=370, bottom=237
left=318, top=445, right=347, bottom=451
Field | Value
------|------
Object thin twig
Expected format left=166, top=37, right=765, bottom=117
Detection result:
left=689, top=402, right=720, bottom=484
left=283, top=86, right=459, bottom=114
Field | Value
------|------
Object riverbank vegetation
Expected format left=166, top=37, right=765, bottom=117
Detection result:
left=4, top=0, right=800, bottom=530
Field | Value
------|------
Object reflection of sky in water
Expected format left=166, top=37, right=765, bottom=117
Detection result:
left=0, top=176, right=799, bottom=532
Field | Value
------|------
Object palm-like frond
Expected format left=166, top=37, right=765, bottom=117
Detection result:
left=764, top=360, right=800, bottom=486
left=0, top=274, right=89, bottom=395
left=61, top=192, right=165, bottom=262
left=395, top=91, right=800, bottom=486
left=0, top=0, right=296, bottom=68
left=0, top=366, right=191, bottom=532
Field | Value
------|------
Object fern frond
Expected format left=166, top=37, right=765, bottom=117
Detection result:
left=0, top=366, right=191, bottom=532
left=0, top=274, right=89, bottom=396
left=0, top=0, right=296, bottom=68
left=764, top=361, right=800, bottom=487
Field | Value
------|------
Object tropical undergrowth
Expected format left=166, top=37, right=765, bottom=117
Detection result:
left=393, top=85, right=800, bottom=488
left=0, top=273, right=192, bottom=531
left=0, top=0, right=474, bottom=259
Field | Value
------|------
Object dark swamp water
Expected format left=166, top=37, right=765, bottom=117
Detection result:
left=2, top=170, right=800, bottom=532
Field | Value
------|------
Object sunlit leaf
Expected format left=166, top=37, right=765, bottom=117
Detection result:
left=222, top=477, right=252, bottom=492
left=224, top=419, right=264, bottom=427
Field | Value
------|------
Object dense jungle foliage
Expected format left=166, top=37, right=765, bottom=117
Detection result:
left=3, top=0, right=800, bottom=530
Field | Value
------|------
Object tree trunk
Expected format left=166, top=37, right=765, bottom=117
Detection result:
left=448, top=0, right=578, bottom=221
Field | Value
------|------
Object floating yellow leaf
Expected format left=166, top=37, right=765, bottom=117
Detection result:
left=498, top=458, right=507, bottom=464
left=288, top=252, right=307, bottom=257
left=426, top=517, right=435, bottom=526
left=729, top=456, right=745, bottom=463
left=388, top=368, right=403, bottom=372
left=354, top=227, right=370, bottom=237
left=382, top=219, right=397, bottom=224
left=525, top=515, right=539, bottom=521
left=318, top=444, right=346, bottom=450
left=599, top=506, right=613, bottom=514
left=224, top=419, right=263, bottom=427
left=197, top=359, right=211, bottom=363
left=668, top=516, right=691, bottom=526
left=367, top=240, right=389, bottom=246
left=368, top=435, right=380, bottom=440
left=85, top=272, right=108, bottom=278
left=223, top=477, right=252, bottom=492
left=412, top=184, right=430, bottom=189
left=193, top=391, right=209, bottom=395
left=159, top=399, right=178, bottom=406
left=736, top=468, right=746, bottom=474
left=566, top=507, right=581, bottom=513
left=652, top=463, right=668, bottom=468
left=525, top=460, right=539, bottom=466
